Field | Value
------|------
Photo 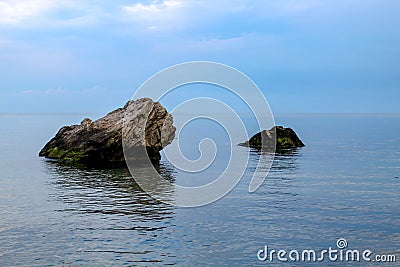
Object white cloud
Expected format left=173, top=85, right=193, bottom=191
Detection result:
left=19, top=89, right=36, bottom=95
left=0, top=0, right=105, bottom=27
left=121, top=0, right=256, bottom=31
left=0, top=0, right=326, bottom=28
left=18, top=86, right=111, bottom=96
left=120, top=0, right=326, bottom=33
left=0, top=0, right=55, bottom=24
left=45, top=87, right=65, bottom=95
left=124, top=0, right=182, bottom=13
left=122, top=0, right=185, bottom=31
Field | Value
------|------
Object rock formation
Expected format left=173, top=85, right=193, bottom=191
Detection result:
left=239, top=126, right=305, bottom=150
left=39, top=98, right=176, bottom=167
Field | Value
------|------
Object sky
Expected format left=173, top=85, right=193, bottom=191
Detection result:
left=0, top=0, right=399, bottom=114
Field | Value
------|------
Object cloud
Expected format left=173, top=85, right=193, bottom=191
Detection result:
left=122, top=0, right=185, bottom=31
left=45, top=87, right=65, bottom=95
left=119, top=0, right=326, bottom=35
left=0, top=0, right=106, bottom=27
left=124, top=0, right=183, bottom=13
left=17, top=86, right=111, bottom=96
left=18, top=89, right=35, bottom=95
left=0, top=0, right=55, bottom=24
left=0, top=0, right=325, bottom=30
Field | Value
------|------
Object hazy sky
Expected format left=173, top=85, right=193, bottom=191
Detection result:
left=0, top=0, right=399, bottom=114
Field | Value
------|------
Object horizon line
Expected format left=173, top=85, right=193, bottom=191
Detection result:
left=1, top=112, right=400, bottom=117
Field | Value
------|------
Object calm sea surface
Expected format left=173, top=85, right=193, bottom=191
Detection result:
left=0, top=114, right=399, bottom=266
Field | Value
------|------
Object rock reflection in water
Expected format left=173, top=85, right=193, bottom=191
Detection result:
left=272, top=148, right=302, bottom=172
left=37, top=161, right=181, bottom=265
left=41, top=161, right=179, bottom=264
left=247, top=148, right=301, bottom=178
left=44, top=161, right=176, bottom=219
left=246, top=148, right=302, bottom=211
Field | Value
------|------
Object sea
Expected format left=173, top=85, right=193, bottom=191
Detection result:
left=0, top=113, right=399, bottom=266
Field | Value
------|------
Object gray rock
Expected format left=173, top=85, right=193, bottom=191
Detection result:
left=39, top=98, right=176, bottom=167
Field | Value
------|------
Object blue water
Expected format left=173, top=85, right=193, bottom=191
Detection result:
left=0, top=114, right=399, bottom=266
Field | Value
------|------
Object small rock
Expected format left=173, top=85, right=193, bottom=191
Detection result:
left=239, top=126, right=305, bottom=150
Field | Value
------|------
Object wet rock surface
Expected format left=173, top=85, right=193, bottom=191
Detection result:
left=240, top=126, right=305, bottom=150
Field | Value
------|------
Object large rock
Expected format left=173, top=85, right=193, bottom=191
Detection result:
left=39, top=98, right=176, bottom=167
left=240, top=126, right=304, bottom=150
